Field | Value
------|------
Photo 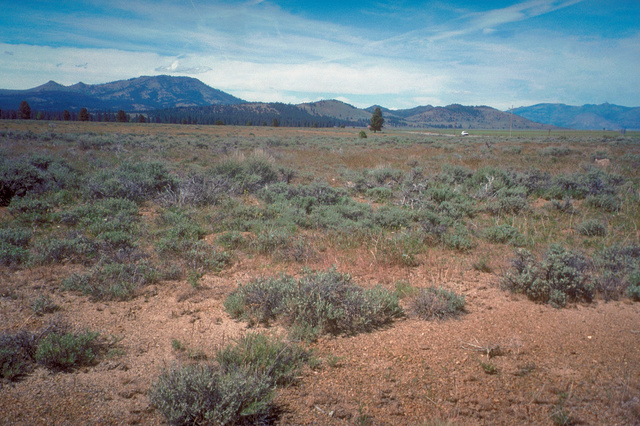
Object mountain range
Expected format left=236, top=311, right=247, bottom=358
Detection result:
left=512, top=103, right=640, bottom=130
left=1, top=75, right=637, bottom=129
left=0, top=75, right=245, bottom=112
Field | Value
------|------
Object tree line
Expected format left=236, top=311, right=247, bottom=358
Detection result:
left=0, top=100, right=385, bottom=129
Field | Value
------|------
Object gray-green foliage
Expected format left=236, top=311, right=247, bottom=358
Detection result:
left=502, top=245, right=593, bottom=307
left=409, top=287, right=465, bottom=320
left=0, top=227, right=31, bottom=266
left=576, top=219, right=607, bottom=237
left=593, top=244, right=640, bottom=301
left=1, top=321, right=102, bottom=379
left=35, top=330, right=101, bottom=371
left=86, top=161, right=177, bottom=203
left=0, top=155, right=79, bottom=207
left=150, top=333, right=311, bottom=425
left=150, top=363, right=274, bottom=426
left=484, top=224, right=525, bottom=245
left=225, top=269, right=403, bottom=340
left=62, top=260, right=159, bottom=300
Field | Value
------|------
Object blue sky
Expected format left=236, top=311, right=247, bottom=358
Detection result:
left=1, top=0, right=638, bottom=110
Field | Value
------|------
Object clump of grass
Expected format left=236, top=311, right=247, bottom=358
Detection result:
left=576, top=219, right=607, bottom=237
left=31, top=294, right=59, bottom=316
left=150, top=333, right=311, bottom=425
left=224, top=268, right=403, bottom=340
left=409, top=286, right=465, bottom=320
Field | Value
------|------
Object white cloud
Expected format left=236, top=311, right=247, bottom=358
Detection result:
left=155, top=59, right=212, bottom=74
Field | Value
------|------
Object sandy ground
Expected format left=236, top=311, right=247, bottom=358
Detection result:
left=1, top=249, right=639, bottom=426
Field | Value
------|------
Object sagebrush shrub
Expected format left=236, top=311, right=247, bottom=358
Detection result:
left=484, top=224, right=525, bottom=245
left=0, top=331, right=37, bottom=380
left=502, top=245, right=593, bottom=307
left=63, top=260, right=159, bottom=300
left=225, top=269, right=403, bottom=340
left=35, top=330, right=101, bottom=371
left=150, top=333, right=310, bottom=425
left=150, top=363, right=274, bottom=425
left=86, top=161, right=176, bottom=202
left=409, top=287, right=465, bottom=320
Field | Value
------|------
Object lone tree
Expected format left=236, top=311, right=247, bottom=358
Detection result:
left=63, top=110, right=71, bottom=121
left=78, top=108, right=90, bottom=122
left=370, top=107, right=384, bottom=132
left=18, top=101, right=31, bottom=120
left=116, top=110, right=128, bottom=123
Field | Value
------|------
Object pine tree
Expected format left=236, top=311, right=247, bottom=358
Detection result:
left=116, top=110, right=128, bottom=123
left=78, top=108, right=90, bottom=122
left=370, top=107, right=384, bottom=132
left=18, top=101, right=31, bottom=120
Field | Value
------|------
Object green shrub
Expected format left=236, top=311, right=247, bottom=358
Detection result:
left=541, top=146, right=572, bottom=157
left=365, top=187, right=393, bottom=203
left=502, top=245, right=593, bottom=307
left=577, top=219, right=607, bottom=237
left=0, top=331, right=37, bottom=380
left=215, top=333, right=311, bottom=386
left=593, top=245, right=640, bottom=300
left=585, top=194, right=621, bottom=212
left=150, top=363, right=274, bottom=425
left=150, top=333, right=311, bottom=425
left=484, top=224, right=525, bottom=245
left=31, top=294, right=59, bottom=316
left=0, top=243, right=30, bottom=266
left=373, top=205, right=411, bottom=229
left=409, top=287, right=465, bottom=320
left=33, top=233, right=98, bottom=265
left=86, top=161, right=177, bottom=203
left=217, top=231, right=248, bottom=250
left=0, top=227, right=32, bottom=266
left=0, top=155, right=79, bottom=206
left=59, top=198, right=140, bottom=235
left=35, top=330, right=101, bottom=371
left=8, top=196, right=53, bottom=224
left=443, top=225, right=474, bottom=252
left=487, top=195, right=528, bottom=215
left=62, top=260, right=159, bottom=300
left=225, top=269, right=403, bottom=340
left=550, top=198, right=576, bottom=213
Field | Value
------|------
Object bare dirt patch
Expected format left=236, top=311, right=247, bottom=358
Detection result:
left=2, top=253, right=639, bottom=425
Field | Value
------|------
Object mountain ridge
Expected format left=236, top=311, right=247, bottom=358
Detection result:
left=513, top=103, right=639, bottom=130
left=2, top=76, right=636, bottom=129
left=0, top=75, right=245, bottom=112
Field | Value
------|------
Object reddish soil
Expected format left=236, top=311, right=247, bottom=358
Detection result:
left=2, top=249, right=639, bottom=426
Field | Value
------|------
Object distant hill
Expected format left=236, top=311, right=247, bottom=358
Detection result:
left=512, top=103, right=640, bottom=130
left=0, top=75, right=245, bottom=112
left=298, top=100, right=371, bottom=122
left=0, top=75, right=562, bottom=129
left=148, top=102, right=369, bottom=127
left=361, top=104, right=552, bottom=130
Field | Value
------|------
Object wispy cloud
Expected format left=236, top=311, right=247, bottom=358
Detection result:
left=0, top=0, right=638, bottom=109
left=155, top=60, right=212, bottom=75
